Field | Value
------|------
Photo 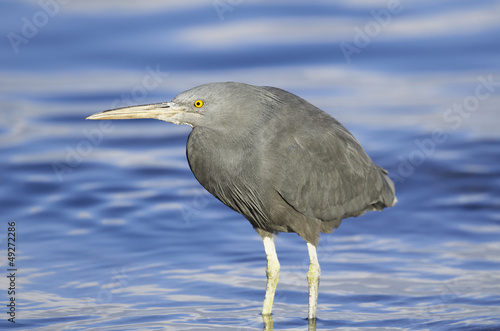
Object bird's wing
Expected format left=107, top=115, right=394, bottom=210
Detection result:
left=270, top=120, right=394, bottom=223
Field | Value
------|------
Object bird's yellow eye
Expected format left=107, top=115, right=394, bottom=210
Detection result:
left=194, top=100, right=204, bottom=108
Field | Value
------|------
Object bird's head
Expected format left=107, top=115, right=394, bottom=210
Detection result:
left=86, top=82, right=272, bottom=131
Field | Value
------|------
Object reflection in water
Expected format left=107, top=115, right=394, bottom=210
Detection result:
left=262, top=315, right=273, bottom=331
left=262, top=315, right=316, bottom=331
left=308, top=319, right=316, bottom=331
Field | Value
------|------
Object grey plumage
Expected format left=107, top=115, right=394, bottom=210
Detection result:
left=184, top=83, right=395, bottom=245
left=86, top=81, right=396, bottom=320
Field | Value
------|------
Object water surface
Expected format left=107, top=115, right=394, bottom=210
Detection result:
left=1, top=0, right=499, bottom=330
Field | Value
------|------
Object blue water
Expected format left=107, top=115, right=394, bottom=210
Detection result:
left=1, top=1, right=500, bottom=330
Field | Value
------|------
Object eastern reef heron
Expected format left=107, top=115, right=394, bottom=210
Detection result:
left=87, top=82, right=396, bottom=320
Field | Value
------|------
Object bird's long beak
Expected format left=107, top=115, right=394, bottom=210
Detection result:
left=86, top=102, right=180, bottom=121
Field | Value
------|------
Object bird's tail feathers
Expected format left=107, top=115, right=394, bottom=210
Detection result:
left=379, top=166, right=397, bottom=207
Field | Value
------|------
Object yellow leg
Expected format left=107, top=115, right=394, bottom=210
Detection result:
left=307, top=242, right=320, bottom=320
left=261, top=235, right=280, bottom=315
